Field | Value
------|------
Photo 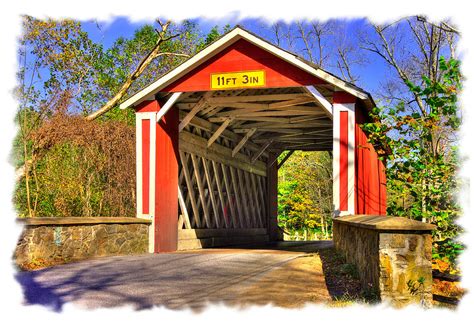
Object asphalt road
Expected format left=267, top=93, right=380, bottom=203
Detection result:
left=15, top=241, right=333, bottom=312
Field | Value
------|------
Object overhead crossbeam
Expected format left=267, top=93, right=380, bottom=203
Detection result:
left=268, top=96, right=315, bottom=109
left=179, top=111, right=269, bottom=158
left=232, top=128, right=257, bottom=157
left=207, top=117, right=234, bottom=147
left=207, top=93, right=310, bottom=104
left=236, top=121, right=332, bottom=129
left=179, top=92, right=212, bottom=132
left=251, top=139, right=274, bottom=164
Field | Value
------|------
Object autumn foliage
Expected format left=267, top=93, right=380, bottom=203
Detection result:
left=15, top=113, right=135, bottom=217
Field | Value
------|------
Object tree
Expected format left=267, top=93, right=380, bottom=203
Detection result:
left=14, top=17, right=231, bottom=218
left=15, top=16, right=101, bottom=216
left=362, top=56, right=462, bottom=241
left=86, top=20, right=190, bottom=121
left=278, top=151, right=333, bottom=239
left=359, top=17, right=460, bottom=241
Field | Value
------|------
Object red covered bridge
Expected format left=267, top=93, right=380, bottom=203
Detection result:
left=120, top=26, right=386, bottom=253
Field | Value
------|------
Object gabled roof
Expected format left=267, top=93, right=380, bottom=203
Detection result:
left=120, top=25, right=375, bottom=110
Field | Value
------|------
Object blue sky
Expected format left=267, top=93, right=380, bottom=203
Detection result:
left=80, top=17, right=389, bottom=97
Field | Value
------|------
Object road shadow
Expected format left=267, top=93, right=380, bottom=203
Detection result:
left=14, top=241, right=349, bottom=312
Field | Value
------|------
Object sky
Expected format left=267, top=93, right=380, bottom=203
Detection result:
left=79, top=17, right=388, bottom=97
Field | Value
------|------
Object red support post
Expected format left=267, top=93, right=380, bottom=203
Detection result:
left=154, top=104, right=179, bottom=252
left=135, top=100, right=179, bottom=253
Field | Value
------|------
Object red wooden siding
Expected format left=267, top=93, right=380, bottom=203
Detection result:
left=355, top=108, right=387, bottom=215
left=155, top=104, right=179, bottom=252
left=339, top=111, right=349, bottom=211
left=136, top=100, right=159, bottom=113
left=141, top=119, right=150, bottom=214
left=163, top=39, right=326, bottom=92
left=135, top=100, right=179, bottom=252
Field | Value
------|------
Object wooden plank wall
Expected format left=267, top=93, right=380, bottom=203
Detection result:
left=178, top=129, right=268, bottom=231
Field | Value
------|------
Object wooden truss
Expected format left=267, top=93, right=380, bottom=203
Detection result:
left=162, top=85, right=334, bottom=230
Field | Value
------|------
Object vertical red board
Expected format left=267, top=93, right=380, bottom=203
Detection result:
left=354, top=108, right=387, bottom=216
left=339, top=111, right=349, bottom=211
left=378, top=159, right=387, bottom=214
left=155, top=105, right=179, bottom=252
left=355, top=124, right=362, bottom=214
left=141, top=119, right=150, bottom=215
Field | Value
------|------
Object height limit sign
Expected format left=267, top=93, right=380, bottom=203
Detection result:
left=210, top=70, right=266, bottom=90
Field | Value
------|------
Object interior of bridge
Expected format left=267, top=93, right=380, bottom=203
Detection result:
left=164, top=85, right=335, bottom=249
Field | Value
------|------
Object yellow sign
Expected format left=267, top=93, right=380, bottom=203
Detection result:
left=210, top=70, right=266, bottom=90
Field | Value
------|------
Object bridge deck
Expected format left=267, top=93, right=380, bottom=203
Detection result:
left=16, top=241, right=334, bottom=311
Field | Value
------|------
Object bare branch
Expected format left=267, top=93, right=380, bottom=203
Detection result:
left=86, top=20, right=188, bottom=121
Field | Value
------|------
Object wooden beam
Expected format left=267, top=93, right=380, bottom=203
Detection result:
left=210, top=114, right=329, bottom=124
left=232, top=128, right=257, bottom=157
left=179, top=111, right=269, bottom=157
left=289, top=115, right=328, bottom=123
left=229, top=166, right=247, bottom=228
left=277, top=150, right=295, bottom=169
left=253, top=132, right=332, bottom=142
left=251, top=139, right=273, bottom=164
left=212, top=160, right=231, bottom=228
left=211, top=102, right=269, bottom=110
left=202, top=106, right=225, bottom=118
left=177, top=228, right=268, bottom=239
left=207, top=117, right=234, bottom=147
left=201, top=157, right=221, bottom=229
left=207, top=93, right=310, bottom=104
left=180, top=131, right=267, bottom=177
left=255, top=175, right=267, bottom=227
left=235, top=128, right=306, bottom=134
left=268, top=152, right=281, bottom=167
left=237, top=169, right=253, bottom=227
left=215, top=109, right=325, bottom=118
left=214, top=106, right=268, bottom=117
left=178, top=92, right=212, bottom=132
left=156, top=92, right=182, bottom=122
left=305, top=85, right=333, bottom=119
left=236, top=121, right=332, bottom=129
left=249, top=173, right=264, bottom=227
left=220, top=164, right=239, bottom=228
left=179, top=151, right=202, bottom=228
left=190, top=154, right=213, bottom=228
left=269, top=97, right=315, bottom=109
left=178, top=185, right=192, bottom=229
left=210, top=116, right=296, bottom=123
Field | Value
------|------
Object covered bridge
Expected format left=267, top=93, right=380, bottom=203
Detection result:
left=120, top=26, right=387, bottom=253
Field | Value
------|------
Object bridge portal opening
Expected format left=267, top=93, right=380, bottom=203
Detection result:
left=125, top=26, right=386, bottom=253
left=277, top=150, right=333, bottom=241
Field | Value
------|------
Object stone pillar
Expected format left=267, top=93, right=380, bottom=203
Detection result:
left=333, top=215, right=435, bottom=307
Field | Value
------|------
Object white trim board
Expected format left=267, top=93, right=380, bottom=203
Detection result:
left=332, top=102, right=355, bottom=217
left=135, top=112, right=157, bottom=253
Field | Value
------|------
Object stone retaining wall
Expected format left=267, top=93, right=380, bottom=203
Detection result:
left=333, top=215, right=435, bottom=307
left=14, top=217, right=151, bottom=270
